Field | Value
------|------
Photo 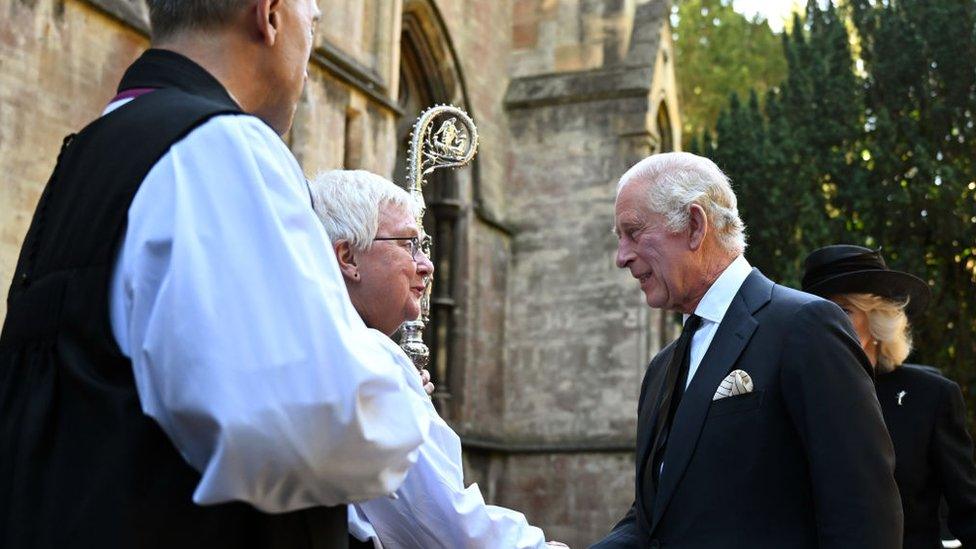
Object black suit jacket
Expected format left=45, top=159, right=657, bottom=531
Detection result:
left=592, top=269, right=903, bottom=548
left=877, top=364, right=976, bottom=548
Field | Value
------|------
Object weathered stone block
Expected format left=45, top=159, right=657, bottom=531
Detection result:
left=513, top=21, right=539, bottom=49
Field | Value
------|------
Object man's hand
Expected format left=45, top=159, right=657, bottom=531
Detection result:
left=419, top=368, right=435, bottom=396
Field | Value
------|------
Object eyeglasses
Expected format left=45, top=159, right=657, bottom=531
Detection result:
left=372, top=234, right=432, bottom=261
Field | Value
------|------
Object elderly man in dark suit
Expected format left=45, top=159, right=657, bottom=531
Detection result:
left=591, top=152, right=903, bottom=548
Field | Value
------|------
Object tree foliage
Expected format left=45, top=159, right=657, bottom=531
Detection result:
left=703, top=0, right=976, bottom=405
left=671, top=0, right=788, bottom=138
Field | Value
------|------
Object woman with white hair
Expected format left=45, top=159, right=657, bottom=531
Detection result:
left=309, top=170, right=564, bottom=549
left=802, top=245, right=976, bottom=548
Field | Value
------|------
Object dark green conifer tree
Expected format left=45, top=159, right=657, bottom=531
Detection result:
left=706, top=0, right=976, bottom=405
left=849, top=0, right=976, bottom=393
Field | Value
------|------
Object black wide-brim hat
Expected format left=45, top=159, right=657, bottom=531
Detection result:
left=801, top=245, right=931, bottom=318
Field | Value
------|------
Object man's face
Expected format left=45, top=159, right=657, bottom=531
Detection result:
left=266, top=0, right=320, bottom=134
left=353, top=204, right=434, bottom=336
left=614, top=180, right=696, bottom=312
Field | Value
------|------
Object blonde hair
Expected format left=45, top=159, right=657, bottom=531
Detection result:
left=843, top=293, right=914, bottom=372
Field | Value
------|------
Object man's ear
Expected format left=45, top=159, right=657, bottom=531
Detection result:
left=687, top=203, right=709, bottom=251
left=255, top=0, right=282, bottom=47
left=334, top=240, right=360, bottom=282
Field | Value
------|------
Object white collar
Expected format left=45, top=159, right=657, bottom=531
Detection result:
left=102, top=97, right=134, bottom=116
left=686, top=255, right=752, bottom=325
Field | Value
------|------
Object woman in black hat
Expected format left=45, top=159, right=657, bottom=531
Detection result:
left=802, top=244, right=976, bottom=548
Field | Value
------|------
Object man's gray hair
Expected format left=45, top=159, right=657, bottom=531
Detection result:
left=146, top=1, right=249, bottom=40
left=617, top=152, right=747, bottom=254
left=309, top=170, right=419, bottom=252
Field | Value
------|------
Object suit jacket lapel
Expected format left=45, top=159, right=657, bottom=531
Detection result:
left=649, top=270, right=771, bottom=532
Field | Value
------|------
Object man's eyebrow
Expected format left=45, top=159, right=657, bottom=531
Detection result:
left=616, top=213, right=643, bottom=231
left=612, top=219, right=632, bottom=237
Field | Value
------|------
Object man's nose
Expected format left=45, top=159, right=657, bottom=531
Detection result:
left=615, top=240, right=634, bottom=269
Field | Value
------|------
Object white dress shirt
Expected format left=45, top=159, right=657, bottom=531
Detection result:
left=348, top=360, right=547, bottom=549
left=684, top=255, right=753, bottom=387
left=108, top=109, right=431, bottom=512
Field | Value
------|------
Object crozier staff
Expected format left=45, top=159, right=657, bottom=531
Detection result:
left=0, top=1, right=430, bottom=547
left=802, top=245, right=976, bottom=549
left=310, top=170, right=567, bottom=549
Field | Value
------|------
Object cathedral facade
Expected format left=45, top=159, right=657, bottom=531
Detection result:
left=0, top=0, right=680, bottom=544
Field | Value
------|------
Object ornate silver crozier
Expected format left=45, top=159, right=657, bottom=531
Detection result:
left=399, top=105, right=479, bottom=371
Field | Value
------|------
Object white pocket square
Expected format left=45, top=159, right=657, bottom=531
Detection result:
left=713, top=369, right=754, bottom=401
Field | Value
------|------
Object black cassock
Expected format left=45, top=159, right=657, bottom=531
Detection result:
left=0, top=50, right=345, bottom=548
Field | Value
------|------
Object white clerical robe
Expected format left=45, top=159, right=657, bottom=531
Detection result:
left=348, top=357, right=547, bottom=549
left=108, top=109, right=431, bottom=513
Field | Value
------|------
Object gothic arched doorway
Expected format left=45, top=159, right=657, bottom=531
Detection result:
left=395, top=1, right=473, bottom=417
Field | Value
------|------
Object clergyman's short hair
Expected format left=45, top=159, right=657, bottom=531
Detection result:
left=617, top=152, right=747, bottom=254
left=309, top=170, right=419, bottom=253
left=146, top=1, right=249, bottom=40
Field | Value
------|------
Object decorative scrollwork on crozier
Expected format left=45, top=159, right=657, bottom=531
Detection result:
left=399, top=105, right=479, bottom=372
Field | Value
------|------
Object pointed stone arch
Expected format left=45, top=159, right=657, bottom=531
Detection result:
left=656, top=100, right=675, bottom=153
left=395, top=0, right=477, bottom=418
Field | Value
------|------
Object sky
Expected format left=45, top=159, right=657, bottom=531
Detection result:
left=731, top=0, right=814, bottom=33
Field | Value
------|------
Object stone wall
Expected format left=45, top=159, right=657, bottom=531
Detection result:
left=512, top=0, right=642, bottom=75
left=0, top=0, right=145, bottom=320
left=465, top=450, right=636, bottom=543
left=482, top=1, right=680, bottom=544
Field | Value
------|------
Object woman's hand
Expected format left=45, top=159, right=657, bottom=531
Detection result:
left=419, top=368, right=435, bottom=396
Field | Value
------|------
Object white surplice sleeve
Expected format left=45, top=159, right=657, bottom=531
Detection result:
left=108, top=114, right=430, bottom=512
left=351, top=358, right=547, bottom=549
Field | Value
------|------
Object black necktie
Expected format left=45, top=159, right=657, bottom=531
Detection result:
left=644, top=314, right=703, bottom=494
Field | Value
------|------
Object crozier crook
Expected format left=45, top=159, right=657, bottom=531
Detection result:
left=399, top=105, right=479, bottom=371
